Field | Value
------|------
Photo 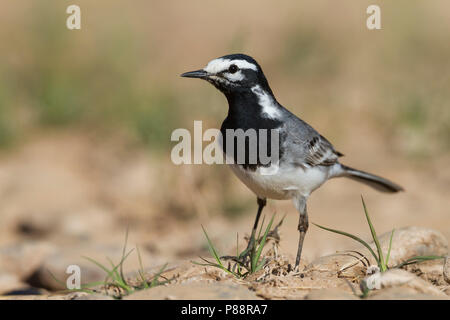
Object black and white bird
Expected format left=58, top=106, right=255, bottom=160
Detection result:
left=181, top=53, right=403, bottom=268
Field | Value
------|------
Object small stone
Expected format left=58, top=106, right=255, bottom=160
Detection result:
left=369, top=287, right=449, bottom=300
left=28, top=251, right=105, bottom=291
left=380, top=227, right=448, bottom=267
left=362, top=269, right=446, bottom=297
left=308, top=227, right=448, bottom=279
left=0, top=241, right=56, bottom=280
left=0, top=273, right=28, bottom=295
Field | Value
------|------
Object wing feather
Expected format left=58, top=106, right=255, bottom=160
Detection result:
left=280, top=109, right=344, bottom=168
left=304, top=135, right=341, bottom=166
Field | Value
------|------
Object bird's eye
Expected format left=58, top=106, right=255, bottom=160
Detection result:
left=228, top=64, right=238, bottom=74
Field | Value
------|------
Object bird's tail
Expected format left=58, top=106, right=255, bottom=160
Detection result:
left=340, top=165, right=404, bottom=193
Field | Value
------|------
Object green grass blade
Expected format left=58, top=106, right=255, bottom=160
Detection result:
left=257, top=215, right=266, bottom=241
left=150, top=263, right=168, bottom=287
left=252, top=215, right=274, bottom=273
left=106, top=257, right=121, bottom=281
left=191, top=260, right=238, bottom=277
left=119, top=225, right=130, bottom=283
left=395, top=255, right=445, bottom=269
left=236, top=233, right=242, bottom=276
left=106, top=249, right=135, bottom=278
left=201, top=225, right=224, bottom=267
left=361, top=196, right=385, bottom=271
left=46, top=269, right=69, bottom=288
left=313, top=222, right=380, bottom=265
left=106, top=257, right=131, bottom=291
left=256, top=258, right=268, bottom=272
left=82, top=256, right=115, bottom=279
left=136, top=246, right=149, bottom=289
left=385, top=229, right=395, bottom=267
left=191, top=260, right=217, bottom=267
left=105, top=259, right=129, bottom=291
left=83, top=248, right=134, bottom=292
left=113, top=250, right=135, bottom=291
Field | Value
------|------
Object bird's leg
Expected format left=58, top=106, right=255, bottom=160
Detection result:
left=239, top=197, right=266, bottom=260
left=294, top=195, right=309, bottom=270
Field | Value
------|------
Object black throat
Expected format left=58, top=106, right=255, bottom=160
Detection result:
left=219, top=86, right=285, bottom=171
left=221, top=86, right=281, bottom=131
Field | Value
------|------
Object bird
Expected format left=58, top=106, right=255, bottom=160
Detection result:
left=181, top=53, right=403, bottom=269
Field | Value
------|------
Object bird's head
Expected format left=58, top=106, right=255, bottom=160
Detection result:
left=181, top=54, right=272, bottom=95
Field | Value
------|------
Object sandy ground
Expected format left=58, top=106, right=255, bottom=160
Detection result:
left=0, top=130, right=448, bottom=299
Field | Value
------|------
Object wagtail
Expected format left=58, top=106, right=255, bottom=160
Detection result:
left=181, top=54, right=403, bottom=268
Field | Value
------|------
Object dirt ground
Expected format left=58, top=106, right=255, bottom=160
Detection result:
left=0, top=130, right=448, bottom=299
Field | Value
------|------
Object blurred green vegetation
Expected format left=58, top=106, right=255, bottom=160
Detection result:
left=282, top=27, right=340, bottom=79
left=1, top=1, right=182, bottom=151
left=0, top=0, right=448, bottom=159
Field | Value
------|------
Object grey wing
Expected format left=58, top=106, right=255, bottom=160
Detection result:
left=282, top=116, right=343, bottom=168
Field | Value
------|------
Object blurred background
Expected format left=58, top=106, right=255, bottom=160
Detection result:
left=0, top=0, right=449, bottom=292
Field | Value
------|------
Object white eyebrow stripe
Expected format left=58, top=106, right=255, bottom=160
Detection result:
left=203, top=58, right=257, bottom=74
left=204, top=58, right=227, bottom=73
left=230, top=59, right=258, bottom=71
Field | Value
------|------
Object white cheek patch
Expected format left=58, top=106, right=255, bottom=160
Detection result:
left=225, top=70, right=245, bottom=82
left=251, top=85, right=281, bottom=119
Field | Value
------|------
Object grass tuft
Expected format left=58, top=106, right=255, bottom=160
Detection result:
left=193, top=215, right=279, bottom=279
left=314, top=196, right=444, bottom=273
left=48, top=229, right=172, bottom=298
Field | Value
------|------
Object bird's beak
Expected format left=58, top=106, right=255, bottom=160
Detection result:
left=180, top=69, right=208, bottom=79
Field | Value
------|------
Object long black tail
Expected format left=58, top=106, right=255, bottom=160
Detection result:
left=341, top=165, right=404, bottom=193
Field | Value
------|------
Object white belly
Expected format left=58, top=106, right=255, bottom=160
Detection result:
left=229, top=163, right=338, bottom=200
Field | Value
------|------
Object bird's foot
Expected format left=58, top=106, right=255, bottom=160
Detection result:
left=221, top=216, right=285, bottom=272
left=220, top=236, right=256, bottom=269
